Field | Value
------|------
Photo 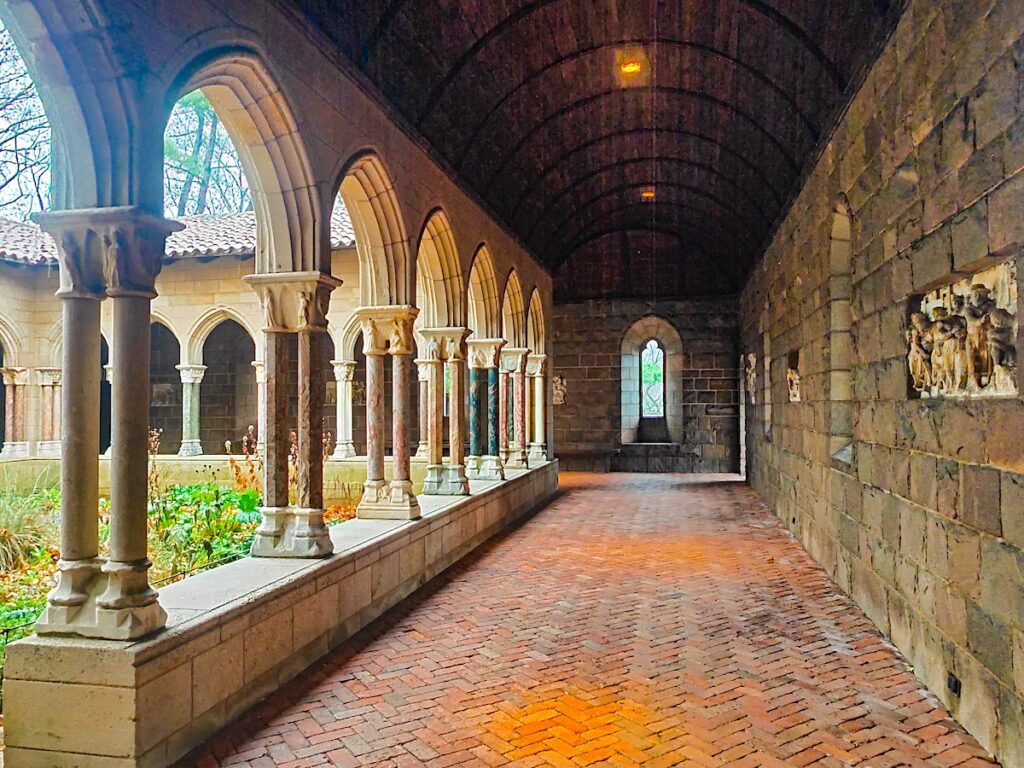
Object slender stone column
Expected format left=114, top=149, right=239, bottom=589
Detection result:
left=467, top=339, right=505, bottom=480
left=37, top=368, right=62, bottom=457
left=419, top=328, right=470, bottom=495
left=0, top=368, right=27, bottom=457
left=245, top=272, right=340, bottom=558
left=252, top=361, right=266, bottom=456
left=389, top=348, right=417, bottom=511
left=355, top=306, right=420, bottom=519
left=502, top=348, right=529, bottom=469
left=527, top=353, right=548, bottom=463
left=414, top=360, right=430, bottom=460
left=291, top=327, right=333, bottom=556
left=36, top=208, right=180, bottom=640
left=176, top=364, right=206, bottom=456
left=498, top=368, right=509, bottom=463
left=329, top=360, right=356, bottom=459
left=467, top=364, right=483, bottom=477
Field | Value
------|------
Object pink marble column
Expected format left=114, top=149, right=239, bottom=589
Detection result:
left=41, top=382, right=54, bottom=442
left=296, top=329, right=324, bottom=510
left=499, top=369, right=510, bottom=462
left=364, top=349, right=386, bottom=498
left=391, top=351, right=414, bottom=498
left=513, top=368, right=528, bottom=465
left=415, top=361, right=429, bottom=459
left=3, top=370, right=16, bottom=445
left=262, top=332, right=290, bottom=508
left=448, top=354, right=466, bottom=470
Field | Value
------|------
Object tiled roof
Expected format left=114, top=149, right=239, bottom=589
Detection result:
left=0, top=207, right=355, bottom=265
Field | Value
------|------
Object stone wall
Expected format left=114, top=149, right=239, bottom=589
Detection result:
left=553, top=299, right=740, bottom=472
left=740, top=2, right=1024, bottom=764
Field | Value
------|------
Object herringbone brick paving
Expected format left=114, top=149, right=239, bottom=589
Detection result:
left=185, top=473, right=1000, bottom=767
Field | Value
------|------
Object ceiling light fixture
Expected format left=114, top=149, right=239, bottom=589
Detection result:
left=620, top=59, right=642, bottom=75
left=641, top=189, right=656, bottom=200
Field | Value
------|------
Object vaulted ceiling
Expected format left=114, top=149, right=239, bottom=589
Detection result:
left=290, top=0, right=898, bottom=297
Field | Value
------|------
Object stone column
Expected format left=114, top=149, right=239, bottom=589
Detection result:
left=355, top=306, right=420, bottom=519
left=37, top=368, right=62, bottom=457
left=36, top=208, right=181, bottom=640
left=176, top=364, right=206, bottom=456
left=252, top=360, right=266, bottom=456
left=466, top=358, right=483, bottom=478
left=420, top=328, right=470, bottom=495
left=467, top=339, right=505, bottom=480
left=498, top=367, right=509, bottom=463
left=527, top=353, right=548, bottom=463
left=329, top=360, right=356, bottom=459
left=502, top=348, right=529, bottom=469
left=0, top=368, right=28, bottom=457
left=414, top=360, right=430, bottom=460
left=245, top=272, right=339, bottom=558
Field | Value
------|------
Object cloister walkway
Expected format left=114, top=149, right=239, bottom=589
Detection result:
left=187, top=474, right=998, bottom=768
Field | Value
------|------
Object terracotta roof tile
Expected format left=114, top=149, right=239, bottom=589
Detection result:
left=0, top=207, right=355, bottom=265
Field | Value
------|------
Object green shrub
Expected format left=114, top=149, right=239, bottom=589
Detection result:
left=0, top=487, right=58, bottom=571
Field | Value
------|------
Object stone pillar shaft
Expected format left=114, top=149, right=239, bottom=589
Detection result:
left=296, top=330, right=324, bottom=510
left=330, top=360, right=356, bottom=459
left=59, top=299, right=101, bottom=562
left=498, top=370, right=509, bottom=460
left=514, top=369, right=528, bottom=461
left=253, top=361, right=266, bottom=456
left=391, top=352, right=413, bottom=490
left=176, top=364, right=205, bottom=456
left=426, top=359, right=444, bottom=466
left=263, top=332, right=290, bottom=508
left=468, top=367, right=483, bottom=459
left=365, top=351, right=386, bottom=485
left=415, top=361, right=429, bottom=459
left=448, top=357, right=466, bottom=467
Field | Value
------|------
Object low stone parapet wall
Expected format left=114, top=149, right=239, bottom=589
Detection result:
left=2, top=461, right=559, bottom=767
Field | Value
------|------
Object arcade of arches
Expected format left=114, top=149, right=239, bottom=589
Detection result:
left=1, top=1, right=1024, bottom=767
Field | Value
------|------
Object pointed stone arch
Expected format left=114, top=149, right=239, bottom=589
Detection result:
left=167, top=49, right=322, bottom=273
left=0, top=313, right=23, bottom=367
left=501, top=269, right=526, bottom=346
left=186, top=306, right=259, bottom=365
left=336, top=153, right=411, bottom=306
left=467, top=245, right=500, bottom=338
left=415, top=208, right=465, bottom=327
left=620, top=315, right=684, bottom=445
left=526, top=288, right=546, bottom=352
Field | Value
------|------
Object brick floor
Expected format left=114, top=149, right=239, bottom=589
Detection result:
left=184, top=473, right=1000, bottom=767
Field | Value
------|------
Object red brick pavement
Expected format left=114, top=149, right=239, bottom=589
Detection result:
left=184, top=473, right=1000, bottom=767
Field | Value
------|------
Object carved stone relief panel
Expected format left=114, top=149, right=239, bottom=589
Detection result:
left=786, top=350, right=801, bottom=403
left=907, top=259, right=1017, bottom=399
left=552, top=375, right=567, bottom=405
left=745, top=353, right=757, bottom=403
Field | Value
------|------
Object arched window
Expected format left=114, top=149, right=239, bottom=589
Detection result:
left=640, top=339, right=665, bottom=418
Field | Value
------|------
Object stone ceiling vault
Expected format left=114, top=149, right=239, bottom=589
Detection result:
left=288, top=0, right=899, bottom=297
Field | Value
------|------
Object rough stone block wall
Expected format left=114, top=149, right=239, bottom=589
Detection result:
left=200, top=322, right=257, bottom=454
left=553, top=299, right=739, bottom=472
left=741, top=3, right=1024, bottom=764
left=149, top=324, right=182, bottom=452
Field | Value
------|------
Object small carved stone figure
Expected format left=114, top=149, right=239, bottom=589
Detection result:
left=552, top=375, right=567, bottom=405
left=786, top=366, right=800, bottom=402
left=988, top=307, right=1016, bottom=373
left=964, top=283, right=996, bottom=387
left=745, top=353, right=757, bottom=403
left=906, top=312, right=934, bottom=392
left=931, top=307, right=968, bottom=392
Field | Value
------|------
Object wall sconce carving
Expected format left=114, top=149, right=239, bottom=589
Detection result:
left=787, top=350, right=801, bottom=402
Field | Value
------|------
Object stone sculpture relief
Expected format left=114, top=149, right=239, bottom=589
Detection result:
left=786, top=366, right=801, bottom=402
left=907, top=260, right=1017, bottom=398
left=552, top=375, right=567, bottom=405
left=745, top=353, right=757, bottom=403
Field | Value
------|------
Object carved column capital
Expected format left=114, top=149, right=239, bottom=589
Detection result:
left=244, top=271, right=342, bottom=333
left=175, top=364, right=207, bottom=385
left=466, top=338, right=506, bottom=369
left=420, top=327, right=470, bottom=362
left=355, top=306, right=419, bottom=356
left=35, top=207, right=183, bottom=299
left=37, top=367, right=62, bottom=386
left=251, top=360, right=265, bottom=384
left=0, top=367, right=25, bottom=387
left=331, top=359, right=357, bottom=382
left=526, top=353, right=548, bottom=377
left=501, top=347, right=529, bottom=374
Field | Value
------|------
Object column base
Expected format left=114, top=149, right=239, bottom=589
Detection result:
left=329, top=441, right=357, bottom=460
left=36, top=439, right=61, bottom=458
left=478, top=455, right=505, bottom=481
left=505, top=449, right=530, bottom=470
left=499, top=447, right=509, bottom=463
left=414, top=441, right=430, bottom=460
left=422, top=463, right=470, bottom=495
left=357, top=479, right=421, bottom=519
left=178, top=439, right=203, bottom=457
left=250, top=506, right=334, bottom=558
left=465, top=455, right=482, bottom=478
left=37, top=557, right=168, bottom=640
left=0, top=441, right=29, bottom=458
left=528, top=443, right=548, bottom=463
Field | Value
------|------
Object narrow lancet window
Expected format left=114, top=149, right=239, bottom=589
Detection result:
left=640, top=339, right=665, bottom=418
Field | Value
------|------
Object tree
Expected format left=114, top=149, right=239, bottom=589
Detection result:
left=0, top=19, right=51, bottom=222
left=163, top=91, right=251, bottom=218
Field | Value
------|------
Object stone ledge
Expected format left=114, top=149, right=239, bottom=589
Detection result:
left=2, top=461, right=559, bottom=768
